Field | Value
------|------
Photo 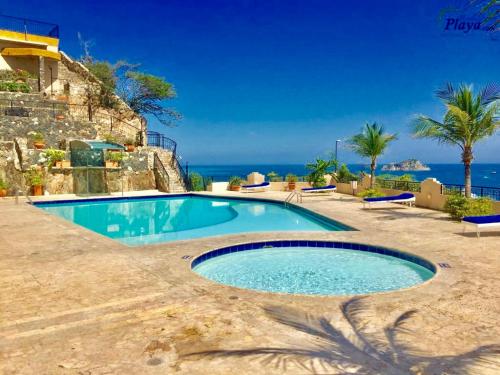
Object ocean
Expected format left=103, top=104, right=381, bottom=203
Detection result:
left=189, top=164, right=500, bottom=187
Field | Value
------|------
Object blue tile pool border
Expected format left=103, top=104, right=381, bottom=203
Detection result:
left=191, top=240, right=437, bottom=274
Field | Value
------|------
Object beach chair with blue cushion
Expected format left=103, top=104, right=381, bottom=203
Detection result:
left=241, top=181, right=270, bottom=192
left=462, top=215, right=500, bottom=238
left=301, top=185, right=337, bottom=195
left=363, top=193, right=415, bottom=209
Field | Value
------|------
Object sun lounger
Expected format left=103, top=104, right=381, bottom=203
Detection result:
left=462, top=214, right=500, bottom=238
left=241, top=181, right=270, bottom=192
left=301, top=185, right=337, bottom=194
left=363, top=192, right=415, bottom=209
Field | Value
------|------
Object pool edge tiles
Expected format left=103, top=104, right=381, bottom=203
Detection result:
left=191, top=240, right=436, bottom=296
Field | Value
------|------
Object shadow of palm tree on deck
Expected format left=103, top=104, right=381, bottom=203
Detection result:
left=184, top=298, right=500, bottom=374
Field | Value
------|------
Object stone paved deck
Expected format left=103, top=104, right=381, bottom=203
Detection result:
left=0, top=191, right=499, bottom=374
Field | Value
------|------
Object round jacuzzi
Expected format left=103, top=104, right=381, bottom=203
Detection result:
left=191, top=241, right=435, bottom=296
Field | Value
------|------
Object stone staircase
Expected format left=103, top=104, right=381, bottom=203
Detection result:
left=151, top=148, right=186, bottom=193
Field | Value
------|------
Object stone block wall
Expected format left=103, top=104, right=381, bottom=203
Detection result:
left=0, top=140, right=163, bottom=195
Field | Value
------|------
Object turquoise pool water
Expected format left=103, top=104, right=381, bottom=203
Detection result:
left=193, top=244, right=434, bottom=295
left=35, top=195, right=350, bottom=245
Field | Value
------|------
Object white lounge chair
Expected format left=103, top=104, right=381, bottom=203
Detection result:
left=363, top=193, right=416, bottom=209
left=462, top=215, right=500, bottom=238
left=241, top=181, right=270, bottom=193
left=301, top=185, right=337, bottom=194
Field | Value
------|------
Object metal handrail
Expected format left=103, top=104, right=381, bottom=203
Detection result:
left=441, top=183, right=500, bottom=200
left=377, top=179, right=421, bottom=192
left=285, top=190, right=302, bottom=205
left=146, top=131, right=177, bottom=153
left=0, top=14, right=59, bottom=38
left=171, top=153, right=190, bottom=191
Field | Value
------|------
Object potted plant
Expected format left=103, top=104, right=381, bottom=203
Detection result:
left=29, top=131, right=45, bottom=149
left=45, top=148, right=70, bottom=168
left=228, top=176, right=243, bottom=191
left=124, top=138, right=136, bottom=152
left=0, top=178, right=8, bottom=197
left=24, top=167, right=44, bottom=196
left=105, top=151, right=124, bottom=168
left=286, top=173, right=298, bottom=191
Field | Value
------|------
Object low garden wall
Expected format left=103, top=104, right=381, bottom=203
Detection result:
left=208, top=172, right=500, bottom=215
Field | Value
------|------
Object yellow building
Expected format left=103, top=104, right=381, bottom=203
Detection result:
left=0, top=15, right=61, bottom=95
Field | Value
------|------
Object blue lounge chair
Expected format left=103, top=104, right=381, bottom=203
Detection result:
left=363, top=193, right=415, bottom=209
left=462, top=214, right=500, bottom=238
left=241, top=181, right=270, bottom=192
left=301, top=185, right=337, bottom=194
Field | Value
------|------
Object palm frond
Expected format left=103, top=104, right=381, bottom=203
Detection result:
left=436, top=82, right=456, bottom=103
left=479, top=83, right=500, bottom=106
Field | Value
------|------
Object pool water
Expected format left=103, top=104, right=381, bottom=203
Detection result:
left=35, top=195, right=350, bottom=245
left=193, top=245, right=434, bottom=295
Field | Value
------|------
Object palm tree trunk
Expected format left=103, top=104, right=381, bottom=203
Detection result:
left=462, top=147, right=473, bottom=198
left=370, top=159, right=376, bottom=188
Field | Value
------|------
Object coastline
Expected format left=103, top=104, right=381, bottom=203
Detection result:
left=189, top=163, right=500, bottom=187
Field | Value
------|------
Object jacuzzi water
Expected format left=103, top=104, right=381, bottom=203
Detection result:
left=192, top=243, right=435, bottom=295
left=34, top=195, right=350, bottom=245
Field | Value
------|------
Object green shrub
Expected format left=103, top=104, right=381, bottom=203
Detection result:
left=124, top=137, right=135, bottom=146
left=0, top=81, right=31, bottom=93
left=228, top=176, right=243, bottom=186
left=24, top=167, right=45, bottom=186
left=103, top=133, right=118, bottom=144
left=335, top=164, right=358, bottom=183
left=267, top=171, right=281, bottom=182
left=44, top=148, right=66, bottom=167
left=0, top=177, right=8, bottom=190
left=105, top=151, right=124, bottom=163
left=306, top=158, right=336, bottom=187
left=189, top=172, right=204, bottom=191
left=28, top=131, right=45, bottom=143
left=444, top=193, right=493, bottom=221
left=358, top=188, right=385, bottom=198
left=286, top=173, right=298, bottom=183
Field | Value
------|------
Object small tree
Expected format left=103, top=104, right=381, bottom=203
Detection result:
left=78, top=33, right=180, bottom=127
left=306, top=158, right=337, bottom=187
left=118, top=71, right=180, bottom=127
left=412, top=83, right=499, bottom=198
left=348, top=123, right=397, bottom=188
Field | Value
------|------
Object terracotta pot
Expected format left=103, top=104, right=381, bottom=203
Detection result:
left=125, top=144, right=135, bottom=152
left=33, top=142, right=45, bottom=150
left=61, top=160, right=71, bottom=168
left=105, top=161, right=119, bottom=168
left=54, top=160, right=63, bottom=168
left=0, top=189, right=7, bottom=197
left=55, top=114, right=65, bottom=120
left=230, top=185, right=241, bottom=192
left=288, top=182, right=296, bottom=191
left=32, top=185, right=43, bottom=196
left=57, top=95, right=68, bottom=102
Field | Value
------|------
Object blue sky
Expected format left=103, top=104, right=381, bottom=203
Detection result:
left=2, top=0, right=499, bottom=164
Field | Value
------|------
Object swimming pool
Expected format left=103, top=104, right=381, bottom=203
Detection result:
left=34, top=195, right=351, bottom=245
left=192, top=241, right=435, bottom=295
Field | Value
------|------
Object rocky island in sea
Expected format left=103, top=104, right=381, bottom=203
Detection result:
left=382, top=159, right=430, bottom=171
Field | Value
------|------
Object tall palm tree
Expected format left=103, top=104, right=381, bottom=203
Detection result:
left=348, top=123, right=397, bottom=188
left=412, top=83, right=499, bottom=198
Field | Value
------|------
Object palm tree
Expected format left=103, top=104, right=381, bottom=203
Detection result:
left=348, top=123, right=397, bottom=188
left=305, top=158, right=337, bottom=187
left=412, top=83, right=499, bottom=198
